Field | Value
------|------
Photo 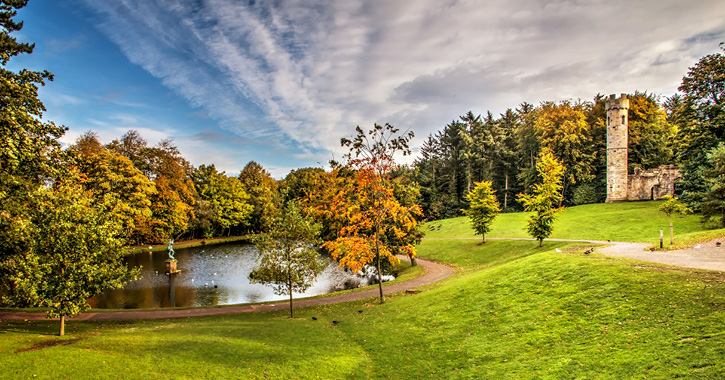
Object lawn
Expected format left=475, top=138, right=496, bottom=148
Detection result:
left=423, top=200, right=720, bottom=248
left=2, top=238, right=723, bottom=379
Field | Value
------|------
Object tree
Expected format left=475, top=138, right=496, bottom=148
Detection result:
left=322, top=124, right=420, bottom=303
left=70, top=132, right=156, bottom=245
left=517, top=151, right=565, bottom=247
left=249, top=200, right=325, bottom=318
left=191, top=164, right=252, bottom=237
left=627, top=92, right=678, bottom=172
left=675, top=46, right=725, bottom=209
left=239, top=161, right=279, bottom=233
left=658, top=195, right=692, bottom=244
left=534, top=101, right=595, bottom=207
left=0, top=0, right=67, bottom=268
left=1, top=177, right=139, bottom=336
left=464, top=181, right=500, bottom=243
left=700, top=143, right=725, bottom=227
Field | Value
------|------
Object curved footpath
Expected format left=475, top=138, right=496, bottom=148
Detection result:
left=0, top=256, right=454, bottom=322
left=3, top=237, right=723, bottom=322
left=460, top=237, right=725, bottom=272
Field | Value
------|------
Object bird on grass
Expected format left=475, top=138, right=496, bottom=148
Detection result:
left=358, top=310, right=363, bottom=314
left=312, top=317, right=317, bottom=321
left=584, top=248, right=593, bottom=255
left=555, top=248, right=562, bottom=253
left=332, top=320, right=340, bottom=325
left=694, top=244, right=702, bottom=249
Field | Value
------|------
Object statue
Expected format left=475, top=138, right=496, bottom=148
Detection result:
left=167, top=239, right=175, bottom=260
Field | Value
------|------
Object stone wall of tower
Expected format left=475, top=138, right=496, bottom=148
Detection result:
left=606, top=94, right=629, bottom=203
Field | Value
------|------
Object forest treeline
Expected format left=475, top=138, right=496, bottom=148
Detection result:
left=42, top=44, right=725, bottom=245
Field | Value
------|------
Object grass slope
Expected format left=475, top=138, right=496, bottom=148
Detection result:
left=2, top=240, right=723, bottom=379
left=424, top=201, right=720, bottom=247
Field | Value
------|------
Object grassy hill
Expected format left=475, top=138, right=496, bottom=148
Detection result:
left=424, top=200, right=724, bottom=248
left=2, top=236, right=724, bottom=379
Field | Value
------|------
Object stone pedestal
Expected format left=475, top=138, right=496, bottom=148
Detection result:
left=165, top=259, right=180, bottom=275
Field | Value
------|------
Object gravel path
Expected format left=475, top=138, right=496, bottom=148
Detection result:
left=594, top=238, right=725, bottom=272
left=0, top=256, right=454, bottom=322
left=428, top=236, right=725, bottom=272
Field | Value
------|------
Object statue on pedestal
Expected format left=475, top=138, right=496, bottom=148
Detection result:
left=167, top=239, right=175, bottom=260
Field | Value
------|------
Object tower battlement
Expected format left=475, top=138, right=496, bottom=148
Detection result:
left=605, top=93, right=629, bottom=110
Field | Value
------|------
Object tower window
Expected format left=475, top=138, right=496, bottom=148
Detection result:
left=622, top=115, right=626, bottom=124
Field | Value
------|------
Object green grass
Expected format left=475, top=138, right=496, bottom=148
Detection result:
left=126, top=235, right=251, bottom=254
left=2, top=239, right=723, bottom=379
left=424, top=201, right=716, bottom=245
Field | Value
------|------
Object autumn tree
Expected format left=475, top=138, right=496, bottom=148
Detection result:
left=535, top=101, right=595, bottom=207
left=322, top=124, right=421, bottom=303
left=147, top=139, right=196, bottom=242
left=464, top=181, right=501, bottom=243
left=239, top=161, right=279, bottom=233
left=517, top=151, right=565, bottom=247
left=249, top=200, right=326, bottom=318
left=1, top=176, right=139, bottom=336
left=70, top=132, right=156, bottom=245
left=627, top=92, right=678, bottom=172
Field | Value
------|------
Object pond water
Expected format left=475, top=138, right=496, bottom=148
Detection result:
left=87, top=242, right=392, bottom=309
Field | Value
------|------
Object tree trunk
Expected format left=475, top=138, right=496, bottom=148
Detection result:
left=59, top=315, right=65, bottom=336
left=482, top=233, right=486, bottom=243
left=288, top=253, right=294, bottom=318
left=504, top=174, right=509, bottom=209
left=559, top=177, right=567, bottom=209
left=669, top=218, right=674, bottom=245
left=375, top=227, right=384, bottom=304
left=289, top=287, right=294, bottom=318
left=539, top=239, right=543, bottom=248
left=409, top=254, right=417, bottom=267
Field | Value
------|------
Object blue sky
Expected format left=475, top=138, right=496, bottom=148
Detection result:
left=10, top=0, right=725, bottom=178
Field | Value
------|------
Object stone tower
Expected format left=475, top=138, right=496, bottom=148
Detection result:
left=606, top=94, right=629, bottom=203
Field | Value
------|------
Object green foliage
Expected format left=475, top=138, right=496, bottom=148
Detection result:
left=0, top=0, right=67, bottom=264
left=238, top=161, right=279, bottom=233
left=659, top=195, right=692, bottom=218
left=700, top=143, right=725, bottom=227
left=674, top=46, right=725, bottom=209
left=1, top=177, right=139, bottom=335
left=517, top=152, right=565, bottom=246
left=570, top=182, right=598, bottom=205
left=249, top=200, right=325, bottom=317
left=463, top=181, right=500, bottom=242
left=191, top=164, right=252, bottom=237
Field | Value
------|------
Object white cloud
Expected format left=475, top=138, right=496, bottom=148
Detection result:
left=77, top=0, right=725, bottom=165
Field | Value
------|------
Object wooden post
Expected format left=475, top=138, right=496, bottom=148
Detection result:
left=60, top=315, right=65, bottom=336
left=659, top=229, right=664, bottom=249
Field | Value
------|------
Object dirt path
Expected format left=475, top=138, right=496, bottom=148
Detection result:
left=428, top=236, right=725, bottom=272
left=594, top=238, right=725, bottom=272
left=0, top=257, right=454, bottom=322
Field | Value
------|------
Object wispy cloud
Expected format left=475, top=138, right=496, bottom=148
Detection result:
left=77, top=0, right=725, bottom=164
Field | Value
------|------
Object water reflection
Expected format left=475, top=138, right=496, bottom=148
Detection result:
left=87, top=242, right=393, bottom=309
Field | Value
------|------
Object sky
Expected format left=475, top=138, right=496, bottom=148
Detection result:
left=9, top=0, right=725, bottom=178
